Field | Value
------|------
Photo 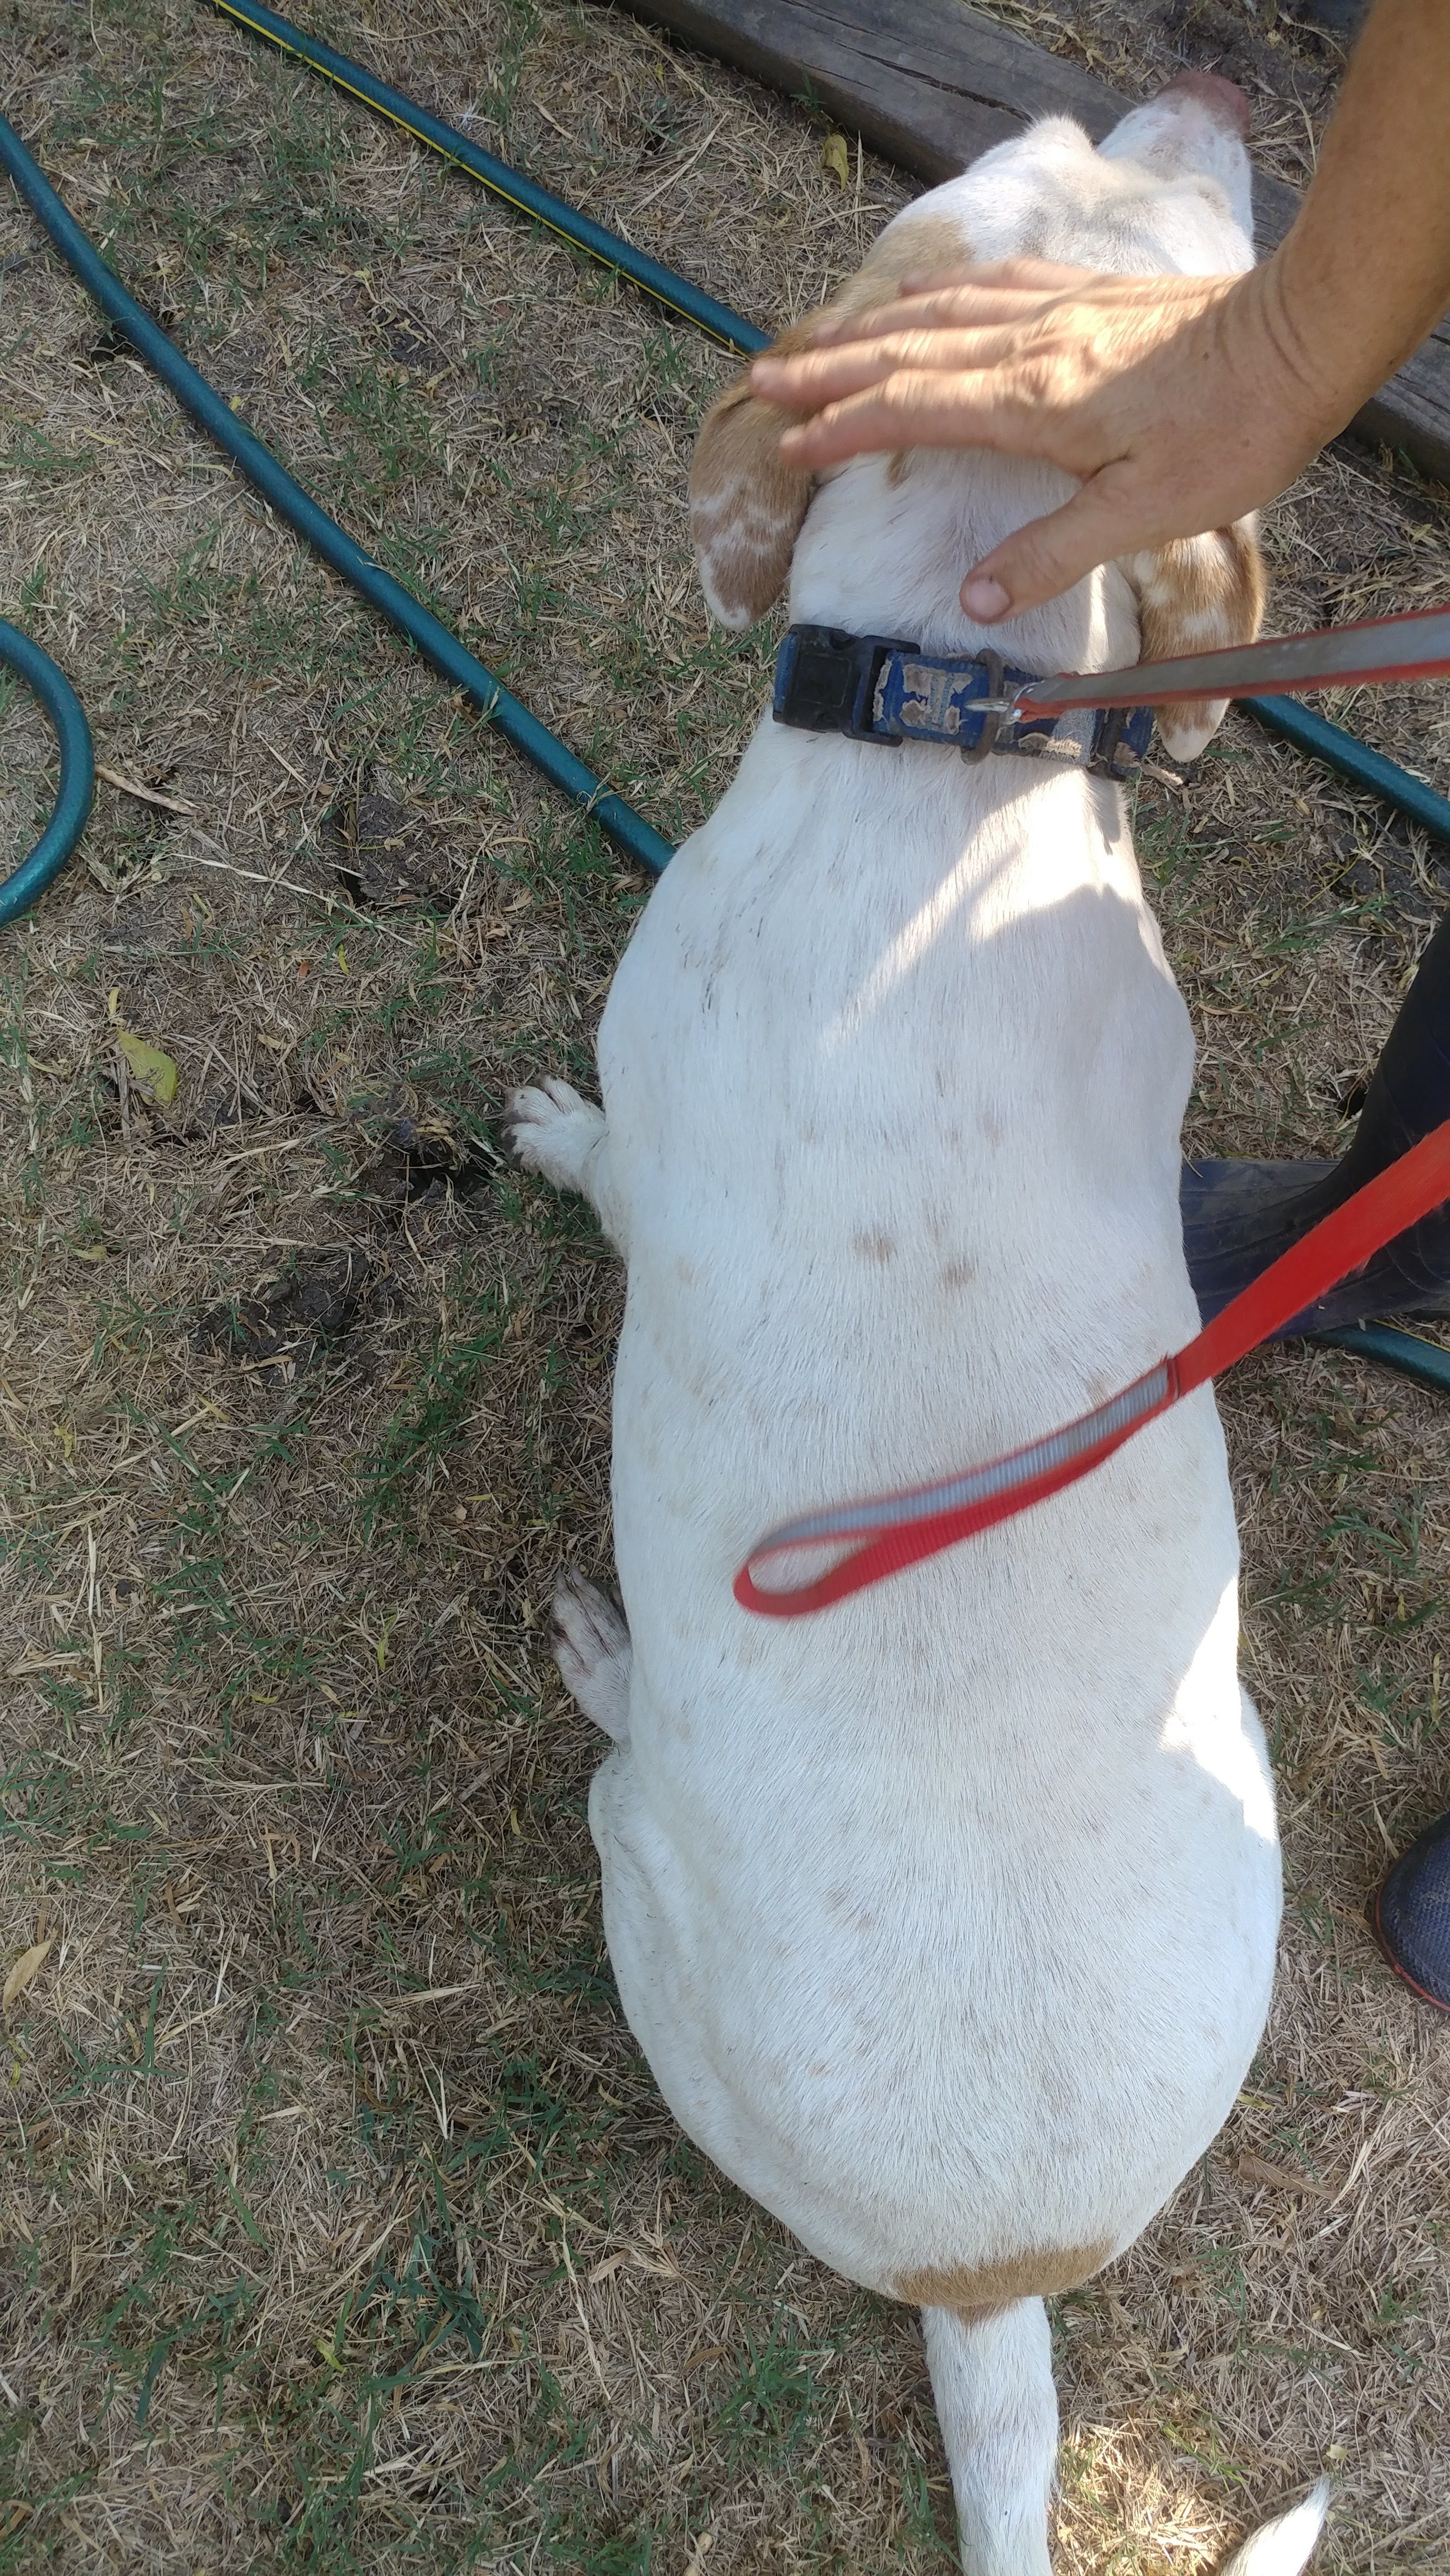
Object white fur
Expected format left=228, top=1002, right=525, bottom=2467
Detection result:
left=511, top=95, right=1325, bottom=2576
left=1218, top=2483, right=1332, bottom=2576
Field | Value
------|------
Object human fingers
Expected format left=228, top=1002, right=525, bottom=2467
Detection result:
left=791, top=267, right=1236, bottom=387
left=756, top=297, right=1074, bottom=397
left=959, top=472, right=1154, bottom=622
left=756, top=325, right=1040, bottom=422
left=804, top=289, right=1043, bottom=350
left=768, top=274, right=1099, bottom=376
left=770, top=370, right=1066, bottom=470
left=755, top=274, right=1236, bottom=427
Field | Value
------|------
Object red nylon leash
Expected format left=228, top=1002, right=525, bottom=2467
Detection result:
left=736, top=602, right=1450, bottom=1617
left=736, top=1119, right=1450, bottom=1618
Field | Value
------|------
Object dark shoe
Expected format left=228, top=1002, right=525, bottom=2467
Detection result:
left=1182, top=903, right=1450, bottom=1334
left=1295, top=0, right=1366, bottom=31
left=1369, top=1810, right=1450, bottom=2010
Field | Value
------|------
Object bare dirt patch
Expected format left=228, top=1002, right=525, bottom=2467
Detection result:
left=1, top=2, right=1448, bottom=2569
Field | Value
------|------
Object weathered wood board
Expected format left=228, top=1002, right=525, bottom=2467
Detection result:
left=613, top=0, right=1450, bottom=483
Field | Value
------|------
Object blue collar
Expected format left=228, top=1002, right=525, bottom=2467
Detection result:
left=772, top=625, right=1155, bottom=777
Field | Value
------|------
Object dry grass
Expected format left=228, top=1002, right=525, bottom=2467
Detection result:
left=2, top=0, right=1449, bottom=2567
left=971, top=0, right=1353, bottom=184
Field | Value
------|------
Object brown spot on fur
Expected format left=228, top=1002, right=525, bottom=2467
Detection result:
left=886, top=450, right=912, bottom=488
left=897, top=2239, right=1112, bottom=2317
left=940, top=1258, right=976, bottom=1291
left=1126, top=521, right=1265, bottom=759
left=690, top=215, right=967, bottom=628
left=1158, top=70, right=1251, bottom=138
left=853, top=1230, right=896, bottom=1263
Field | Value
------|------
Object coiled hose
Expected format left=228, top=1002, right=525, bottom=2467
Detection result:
left=0, top=617, right=94, bottom=926
left=4, top=14, right=1449, bottom=1398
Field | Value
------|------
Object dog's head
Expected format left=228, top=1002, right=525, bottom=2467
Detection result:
left=690, top=78, right=1265, bottom=763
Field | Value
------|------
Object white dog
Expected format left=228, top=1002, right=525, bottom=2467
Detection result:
left=509, top=79, right=1327, bottom=2576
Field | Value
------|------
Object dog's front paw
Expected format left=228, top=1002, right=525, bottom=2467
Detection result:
left=552, top=1569, right=632, bottom=1741
left=504, top=1078, right=607, bottom=1198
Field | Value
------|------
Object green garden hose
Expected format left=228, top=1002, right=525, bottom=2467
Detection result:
left=209, top=0, right=768, bottom=357
left=1313, top=1321, right=1450, bottom=1396
left=6, top=23, right=1450, bottom=1404
left=1248, top=695, right=1450, bottom=844
left=0, top=618, right=94, bottom=926
left=0, top=111, right=674, bottom=880
left=210, top=0, right=1450, bottom=854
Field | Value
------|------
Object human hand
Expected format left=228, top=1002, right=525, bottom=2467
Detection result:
left=749, top=258, right=1340, bottom=618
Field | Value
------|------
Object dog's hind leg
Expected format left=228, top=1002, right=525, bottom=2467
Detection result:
left=552, top=1571, right=632, bottom=1743
left=504, top=1078, right=624, bottom=1246
left=922, top=2300, right=1056, bottom=2576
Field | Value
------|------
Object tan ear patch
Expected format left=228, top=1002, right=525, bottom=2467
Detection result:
left=1126, top=520, right=1266, bottom=762
left=689, top=214, right=969, bottom=630
left=848, top=212, right=969, bottom=313
left=895, top=2236, right=1111, bottom=2319
left=690, top=312, right=822, bottom=632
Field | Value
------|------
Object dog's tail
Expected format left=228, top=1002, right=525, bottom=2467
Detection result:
left=1218, top=2479, right=1330, bottom=2576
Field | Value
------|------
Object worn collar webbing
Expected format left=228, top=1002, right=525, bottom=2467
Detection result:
left=773, top=624, right=1156, bottom=776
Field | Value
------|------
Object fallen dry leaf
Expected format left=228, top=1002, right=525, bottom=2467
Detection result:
left=3, top=1938, right=54, bottom=2013
left=115, top=1028, right=178, bottom=1106
left=1237, top=2151, right=1331, bottom=2198
left=821, top=131, right=851, bottom=188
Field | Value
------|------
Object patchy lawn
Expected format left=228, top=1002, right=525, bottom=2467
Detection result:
left=2, top=0, right=1448, bottom=2567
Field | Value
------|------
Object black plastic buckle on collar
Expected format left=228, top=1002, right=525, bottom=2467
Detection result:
left=773, top=625, right=1155, bottom=777
left=1088, top=703, right=1156, bottom=779
left=772, top=625, right=903, bottom=745
left=1090, top=707, right=1127, bottom=778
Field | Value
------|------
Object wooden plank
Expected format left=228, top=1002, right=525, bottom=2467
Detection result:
left=615, top=0, right=1450, bottom=484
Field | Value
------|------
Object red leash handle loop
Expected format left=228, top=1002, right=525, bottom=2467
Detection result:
left=736, top=1119, right=1450, bottom=1618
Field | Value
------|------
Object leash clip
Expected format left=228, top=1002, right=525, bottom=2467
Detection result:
left=773, top=625, right=1157, bottom=775
left=959, top=650, right=1008, bottom=762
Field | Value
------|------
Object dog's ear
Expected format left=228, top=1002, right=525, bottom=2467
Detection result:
left=690, top=311, right=824, bottom=631
left=690, top=217, right=968, bottom=631
left=1122, top=519, right=1266, bottom=762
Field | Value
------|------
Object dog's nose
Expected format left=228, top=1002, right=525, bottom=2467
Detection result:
left=1154, top=71, right=1251, bottom=138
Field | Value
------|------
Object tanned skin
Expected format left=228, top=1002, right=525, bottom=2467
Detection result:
left=750, top=1, right=1450, bottom=617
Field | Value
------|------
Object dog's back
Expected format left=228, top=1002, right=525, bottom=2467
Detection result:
left=595, top=561, right=1278, bottom=2282
left=514, top=85, right=1328, bottom=2576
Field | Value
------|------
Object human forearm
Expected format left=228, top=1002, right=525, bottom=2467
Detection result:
left=749, top=0, right=1450, bottom=617
left=1257, top=0, right=1450, bottom=432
